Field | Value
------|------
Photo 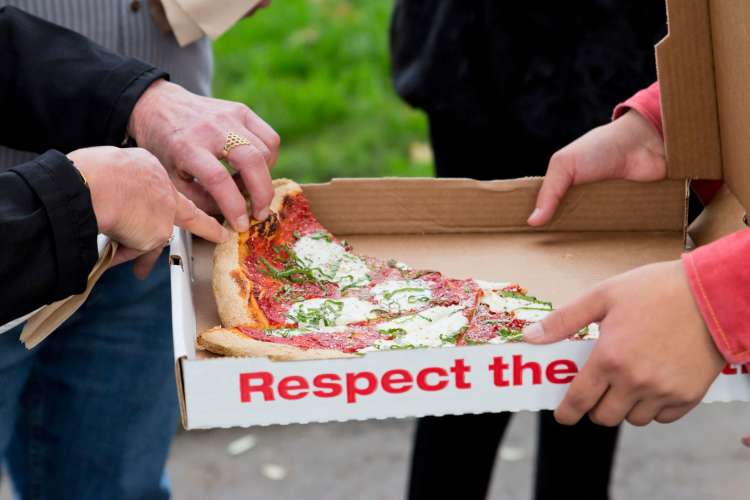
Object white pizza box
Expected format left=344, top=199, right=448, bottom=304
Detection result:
left=169, top=177, right=750, bottom=429
left=169, top=0, right=750, bottom=429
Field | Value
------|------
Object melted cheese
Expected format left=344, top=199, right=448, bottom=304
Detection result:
left=293, top=234, right=370, bottom=288
left=370, top=279, right=432, bottom=312
left=481, top=290, right=553, bottom=322
left=286, top=297, right=376, bottom=328
left=372, top=305, right=467, bottom=349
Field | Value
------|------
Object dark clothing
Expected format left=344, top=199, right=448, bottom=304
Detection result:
left=391, top=0, right=667, bottom=177
left=409, top=412, right=619, bottom=500
left=0, top=6, right=166, bottom=324
left=391, top=2, right=666, bottom=499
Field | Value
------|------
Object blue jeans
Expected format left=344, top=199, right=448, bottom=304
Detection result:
left=0, top=252, right=177, bottom=500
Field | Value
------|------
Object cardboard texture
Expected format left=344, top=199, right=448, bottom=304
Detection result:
left=171, top=1, right=750, bottom=429
left=658, top=0, right=750, bottom=214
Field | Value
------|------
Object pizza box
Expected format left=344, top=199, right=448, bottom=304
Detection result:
left=169, top=177, right=750, bottom=429
left=169, top=0, right=750, bottom=429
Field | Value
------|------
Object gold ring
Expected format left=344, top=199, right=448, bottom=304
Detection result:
left=222, top=132, right=252, bottom=159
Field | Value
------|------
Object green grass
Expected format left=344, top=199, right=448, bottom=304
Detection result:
left=213, top=0, right=433, bottom=183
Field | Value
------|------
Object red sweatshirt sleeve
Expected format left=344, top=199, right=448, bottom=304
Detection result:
left=615, top=82, right=749, bottom=364
left=682, top=230, right=750, bottom=364
left=613, top=82, right=662, bottom=138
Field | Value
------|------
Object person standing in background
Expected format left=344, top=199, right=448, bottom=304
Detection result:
left=390, top=2, right=666, bottom=499
left=0, top=2, right=274, bottom=499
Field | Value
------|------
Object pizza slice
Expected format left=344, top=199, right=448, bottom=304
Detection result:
left=200, top=179, right=591, bottom=360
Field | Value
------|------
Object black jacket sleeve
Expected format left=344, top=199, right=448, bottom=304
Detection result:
left=0, top=6, right=167, bottom=152
left=0, top=151, right=98, bottom=325
left=0, top=6, right=168, bottom=324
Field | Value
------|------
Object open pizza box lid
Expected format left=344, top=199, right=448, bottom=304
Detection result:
left=168, top=1, right=750, bottom=429
left=658, top=0, right=750, bottom=242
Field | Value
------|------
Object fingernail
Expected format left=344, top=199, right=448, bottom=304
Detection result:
left=255, top=207, right=270, bottom=221
left=527, top=208, right=543, bottom=225
left=523, top=323, right=545, bottom=342
left=235, top=214, right=250, bottom=232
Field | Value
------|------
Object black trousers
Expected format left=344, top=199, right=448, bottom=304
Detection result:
left=407, top=113, right=621, bottom=500
left=408, top=412, right=619, bottom=500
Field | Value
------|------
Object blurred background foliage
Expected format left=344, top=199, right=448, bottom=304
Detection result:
left=213, top=0, right=433, bottom=182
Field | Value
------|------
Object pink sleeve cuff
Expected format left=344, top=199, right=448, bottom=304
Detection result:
left=612, top=82, right=663, bottom=139
left=682, top=229, right=750, bottom=364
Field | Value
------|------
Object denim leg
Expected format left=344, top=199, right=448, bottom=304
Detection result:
left=0, top=326, right=37, bottom=459
left=6, top=252, right=178, bottom=500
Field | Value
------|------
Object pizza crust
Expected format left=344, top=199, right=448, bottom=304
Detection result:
left=197, top=327, right=356, bottom=360
left=212, top=178, right=304, bottom=328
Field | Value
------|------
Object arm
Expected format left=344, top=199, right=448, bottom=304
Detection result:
left=683, top=229, right=750, bottom=364
left=523, top=82, right=749, bottom=427
left=1, top=147, right=229, bottom=326
left=612, top=82, right=662, bottom=136
left=0, top=7, right=229, bottom=324
left=0, top=6, right=167, bottom=153
left=0, top=151, right=98, bottom=324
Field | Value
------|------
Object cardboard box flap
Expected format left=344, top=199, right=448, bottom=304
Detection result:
left=659, top=0, right=750, bottom=212
left=708, top=0, right=750, bottom=212
left=656, top=0, right=722, bottom=181
left=301, top=177, right=686, bottom=235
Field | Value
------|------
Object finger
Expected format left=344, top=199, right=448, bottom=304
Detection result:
left=625, top=399, right=664, bottom=427
left=110, top=246, right=144, bottom=268
left=527, top=154, right=575, bottom=227
left=588, top=386, right=639, bottom=427
left=226, top=141, right=274, bottom=220
left=172, top=175, right=221, bottom=215
left=554, top=360, right=609, bottom=425
left=182, top=148, right=250, bottom=232
left=654, top=403, right=697, bottom=424
left=243, top=108, right=281, bottom=167
left=133, top=248, right=163, bottom=280
left=523, top=287, right=607, bottom=344
left=174, top=192, right=231, bottom=243
left=741, top=435, right=750, bottom=448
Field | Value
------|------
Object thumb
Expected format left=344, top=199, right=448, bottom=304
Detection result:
left=527, top=153, right=575, bottom=227
left=523, top=288, right=606, bottom=344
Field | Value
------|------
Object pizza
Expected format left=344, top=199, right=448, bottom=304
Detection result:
left=199, top=179, right=592, bottom=360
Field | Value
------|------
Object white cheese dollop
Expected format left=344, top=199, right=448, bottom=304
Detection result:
left=286, top=297, right=376, bottom=328
left=370, top=279, right=432, bottom=313
left=373, top=305, right=467, bottom=349
left=292, top=234, right=371, bottom=289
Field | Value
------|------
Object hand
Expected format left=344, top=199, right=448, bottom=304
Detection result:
left=127, top=80, right=280, bottom=232
left=528, top=110, right=666, bottom=226
left=69, top=146, right=229, bottom=278
left=523, top=260, right=725, bottom=427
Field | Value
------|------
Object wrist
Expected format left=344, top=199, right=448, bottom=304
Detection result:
left=67, top=149, right=115, bottom=235
left=127, top=78, right=170, bottom=146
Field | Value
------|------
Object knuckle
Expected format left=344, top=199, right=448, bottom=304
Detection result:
left=234, top=102, right=251, bottom=117
left=202, top=166, right=231, bottom=189
left=267, top=130, right=281, bottom=150
left=564, top=393, right=590, bottom=414
left=626, top=413, right=651, bottom=427
left=589, top=409, right=619, bottom=427
left=624, top=370, right=650, bottom=392
left=596, top=348, right=623, bottom=374
left=673, top=388, right=703, bottom=406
